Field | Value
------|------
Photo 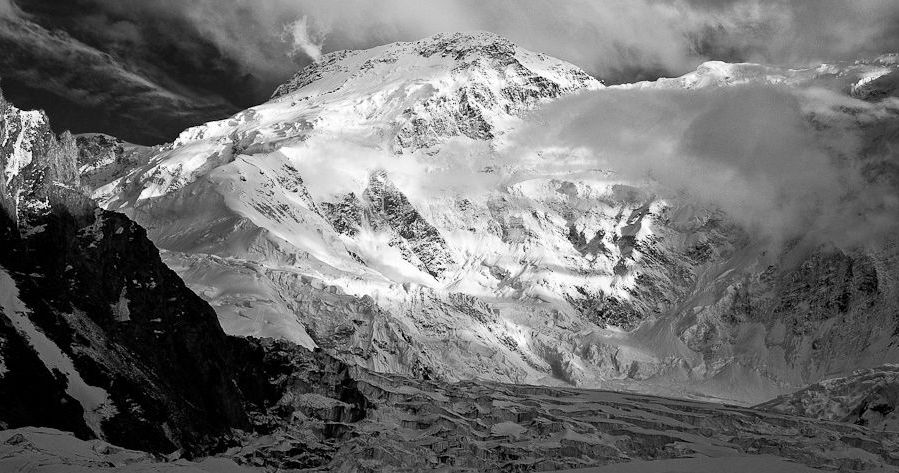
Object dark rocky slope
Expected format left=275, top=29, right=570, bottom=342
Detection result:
left=0, top=89, right=250, bottom=453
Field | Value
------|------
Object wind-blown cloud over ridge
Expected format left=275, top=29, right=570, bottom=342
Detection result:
left=70, top=0, right=899, bottom=80
left=2, top=0, right=899, bottom=144
left=503, top=84, right=899, bottom=246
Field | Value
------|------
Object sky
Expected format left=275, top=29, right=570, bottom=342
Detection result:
left=1, top=0, right=898, bottom=144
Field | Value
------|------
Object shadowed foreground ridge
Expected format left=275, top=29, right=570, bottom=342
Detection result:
left=0, top=89, right=251, bottom=452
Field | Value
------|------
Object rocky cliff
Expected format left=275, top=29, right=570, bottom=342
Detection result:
left=0, top=90, right=250, bottom=453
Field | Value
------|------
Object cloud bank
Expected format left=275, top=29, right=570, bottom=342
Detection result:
left=2, top=0, right=899, bottom=143
left=504, top=84, right=899, bottom=246
left=70, top=0, right=899, bottom=82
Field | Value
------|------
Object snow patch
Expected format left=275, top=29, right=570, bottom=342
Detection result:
left=2, top=109, right=44, bottom=184
left=111, top=287, right=131, bottom=322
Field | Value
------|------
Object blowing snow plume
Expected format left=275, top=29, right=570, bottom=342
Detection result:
left=507, top=83, right=899, bottom=247
left=283, top=15, right=326, bottom=61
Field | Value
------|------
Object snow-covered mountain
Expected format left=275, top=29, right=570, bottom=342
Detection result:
left=80, top=32, right=899, bottom=405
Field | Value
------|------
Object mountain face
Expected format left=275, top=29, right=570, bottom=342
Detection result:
left=77, top=32, right=899, bottom=405
left=0, top=92, right=251, bottom=452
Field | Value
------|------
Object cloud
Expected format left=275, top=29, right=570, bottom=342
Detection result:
left=76, top=0, right=899, bottom=82
left=283, top=15, right=327, bottom=62
left=0, top=0, right=17, bottom=18
left=686, top=0, right=899, bottom=66
left=0, top=12, right=238, bottom=144
left=504, top=84, right=899, bottom=246
left=272, top=77, right=899, bottom=249
left=20, top=0, right=899, bottom=93
left=3, top=0, right=899, bottom=144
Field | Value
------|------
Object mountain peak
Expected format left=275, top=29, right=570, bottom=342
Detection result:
left=410, top=30, right=516, bottom=57
left=272, top=31, right=515, bottom=99
left=271, top=31, right=600, bottom=103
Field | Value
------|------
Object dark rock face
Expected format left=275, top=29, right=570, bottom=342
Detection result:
left=568, top=289, right=643, bottom=330
left=76, top=134, right=125, bottom=168
left=0, top=314, right=94, bottom=440
left=228, top=338, right=371, bottom=469
left=320, top=171, right=455, bottom=278
left=320, top=192, right=363, bottom=237
left=363, top=171, right=454, bottom=278
left=75, top=133, right=151, bottom=191
left=0, top=94, right=250, bottom=454
left=694, top=243, right=896, bottom=370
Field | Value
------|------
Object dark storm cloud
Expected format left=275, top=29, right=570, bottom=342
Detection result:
left=1, top=0, right=898, bottom=144
left=683, top=0, right=899, bottom=66
left=0, top=19, right=236, bottom=144
left=0, top=0, right=273, bottom=144
left=121, top=0, right=898, bottom=80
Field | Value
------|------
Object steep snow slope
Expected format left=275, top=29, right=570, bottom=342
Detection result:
left=82, top=33, right=899, bottom=404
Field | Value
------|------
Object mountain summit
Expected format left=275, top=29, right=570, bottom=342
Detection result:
left=84, top=31, right=603, bottom=353
left=270, top=31, right=601, bottom=150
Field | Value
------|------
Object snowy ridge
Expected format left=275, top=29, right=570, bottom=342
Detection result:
left=618, top=57, right=899, bottom=98
left=85, top=31, right=605, bottom=353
